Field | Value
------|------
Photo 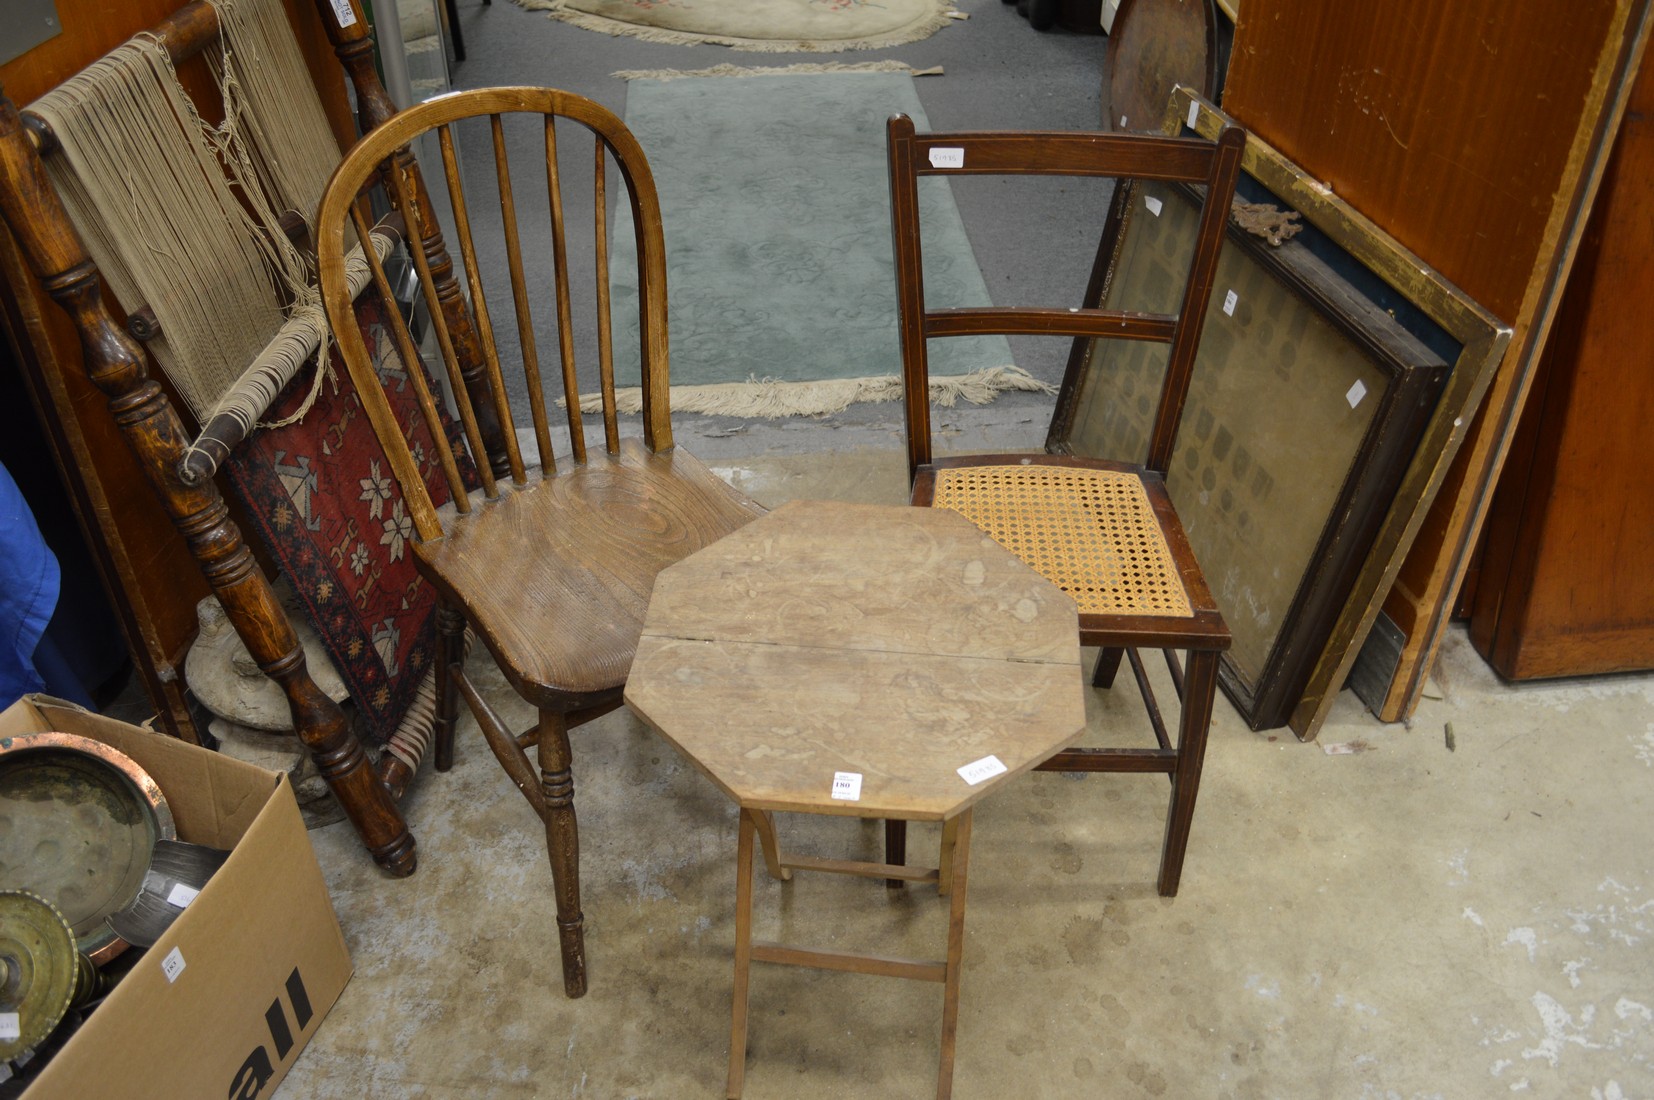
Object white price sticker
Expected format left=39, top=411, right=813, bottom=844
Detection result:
left=1188, top=99, right=1201, bottom=129
left=830, top=772, right=863, bottom=801
left=328, top=0, right=357, bottom=27
left=1144, top=195, right=1163, bottom=217
left=0, top=1013, right=19, bottom=1041
left=928, top=147, right=965, bottom=169
left=166, top=883, right=201, bottom=909
left=1346, top=380, right=1368, bottom=409
left=957, top=755, right=1008, bottom=786
left=1223, top=289, right=1239, bottom=316
left=161, top=946, right=187, bottom=984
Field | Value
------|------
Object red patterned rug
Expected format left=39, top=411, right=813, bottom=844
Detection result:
left=224, top=296, right=474, bottom=742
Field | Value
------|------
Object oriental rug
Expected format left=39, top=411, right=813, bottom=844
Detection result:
left=225, top=295, right=475, bottom=743
left=599, top=67, right=1040, bottom=418
left=511, top=0, right=958, bottom=52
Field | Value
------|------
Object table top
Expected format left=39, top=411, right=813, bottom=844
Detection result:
left=625, top=500, right=1085, bottom=820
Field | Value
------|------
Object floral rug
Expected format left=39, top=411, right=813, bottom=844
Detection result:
left=511, top=0, right=959, bottom=52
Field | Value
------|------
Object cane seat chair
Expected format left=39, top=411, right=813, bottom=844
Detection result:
left=316, top=87, right=764, bottom=997
left=884, top=114, right=1245, bottom=896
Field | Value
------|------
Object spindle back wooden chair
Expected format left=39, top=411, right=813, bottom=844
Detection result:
left=316, top=86, right=764, bottom=998
left=885, top=114, right=1245, bottom=896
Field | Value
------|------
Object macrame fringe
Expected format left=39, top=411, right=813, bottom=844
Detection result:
left=511, top=0, right=958, bottom=53
left=570, top=365, right=1052, bottom=419
left=613, top=60, right=942, bottom=81
left=30, top=0, right=348, bottom=425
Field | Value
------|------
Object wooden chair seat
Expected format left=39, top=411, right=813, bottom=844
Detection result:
left=420, top=439, right=762, bottom=706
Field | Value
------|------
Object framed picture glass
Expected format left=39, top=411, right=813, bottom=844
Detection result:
left=1050, top=177, right=1449, bottom=729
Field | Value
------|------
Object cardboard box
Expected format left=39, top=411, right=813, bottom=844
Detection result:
left=1, top=695, right=351, bottom=1099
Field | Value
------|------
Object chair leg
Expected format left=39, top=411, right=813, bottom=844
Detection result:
left=433, top=602, right=465, bottom=772
left=1158, top=649, right=1220, bottom=897
left=538, top=709, right=587, bottom=997
left=884, top=819, right=907, bottom=889
left=1091, top=647, right=1126, bottom=688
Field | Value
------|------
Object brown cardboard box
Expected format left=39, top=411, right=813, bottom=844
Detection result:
left=1, top=695, right=351, bottom=1099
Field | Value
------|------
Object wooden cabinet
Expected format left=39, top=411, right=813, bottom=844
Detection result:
left=1469, top=58, right=1654, bottom=679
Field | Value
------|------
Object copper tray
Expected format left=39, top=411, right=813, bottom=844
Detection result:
left=0, top=733, right=175, bottom=964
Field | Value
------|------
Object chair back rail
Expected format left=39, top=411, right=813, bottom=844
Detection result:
left=319, top=87, right=675, bottom=544
left=887, top=115, right=1246, bottom=479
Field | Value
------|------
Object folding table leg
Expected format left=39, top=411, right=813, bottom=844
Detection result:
left=727, top=809, right=758, bottom=1098
left=752, top=809, right=791, bottom=882
left=936, top=809, right=972, bottom=1100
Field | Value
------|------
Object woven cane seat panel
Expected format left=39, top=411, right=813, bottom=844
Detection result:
left=932, top=465, right=1193, bottom=618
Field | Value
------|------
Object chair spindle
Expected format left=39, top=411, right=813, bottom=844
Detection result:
left=544, top=117, right=586, bottom=464
left=350, top=203, right=468, bottom=537
left=438, top=122, right=527, bottom=486
left=593, top=139, right=620, bottom=455
left=492, top=113, right=554, bottom=478
left=387, top=157, right=499, bottom=501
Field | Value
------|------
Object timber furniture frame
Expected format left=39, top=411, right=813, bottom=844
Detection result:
left=0, top=0, right=516, bottom=874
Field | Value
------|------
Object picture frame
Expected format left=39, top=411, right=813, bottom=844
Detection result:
left=1051, top=88, right=1512, bottom=738
left=1049, top=175, right=1449, bottom=729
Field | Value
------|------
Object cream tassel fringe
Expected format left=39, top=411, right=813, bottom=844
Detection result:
left=511, top=0, right=958, bottom=53
left=571, top=365, right=1052, bottom=420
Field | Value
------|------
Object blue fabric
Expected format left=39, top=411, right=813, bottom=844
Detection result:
left=0, top=460, right=60, bottom=707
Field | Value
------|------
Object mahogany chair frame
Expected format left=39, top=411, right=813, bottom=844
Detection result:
left=315, top=86, right=764, bottom=998
left=885, top=114, right=1245, bottom=896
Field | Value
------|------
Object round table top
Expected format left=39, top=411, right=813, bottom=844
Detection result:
left=625, top=499, right=1086, bottom=820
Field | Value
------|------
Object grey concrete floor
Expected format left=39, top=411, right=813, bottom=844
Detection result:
left=282, top=451, right=1654, bottom=1099
left=277, top=4, right=1654, bottom=1096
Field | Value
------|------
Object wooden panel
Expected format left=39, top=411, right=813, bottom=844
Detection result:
left=1469, top=54, right=1654, bottom=679
left=0, top=0, right=358, bottom=735
left=1223, top=0, right=1652, bottom=720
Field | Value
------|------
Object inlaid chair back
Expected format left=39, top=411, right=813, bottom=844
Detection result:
left=884, top=114, right=1245, bottom=897
left=316, top=87, right=763, bottom=999
left=318, top=86, right=674, bottom=540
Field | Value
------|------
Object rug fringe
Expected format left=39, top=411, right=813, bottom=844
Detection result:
left=568, top=366, right=1052, bottom=419
left=614, top=61, right=940, bottom=81
left=510, top=0, right=958, bottom=53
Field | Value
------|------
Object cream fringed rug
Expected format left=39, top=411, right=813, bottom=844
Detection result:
left=586, top=66, right=1033, bottom=419
left=511, top=0, right=959, bottom=52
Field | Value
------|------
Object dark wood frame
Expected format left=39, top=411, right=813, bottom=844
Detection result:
left=1158, top=89, right=1510, bottom=739
left=1048, top=176, right=1449, bottom=730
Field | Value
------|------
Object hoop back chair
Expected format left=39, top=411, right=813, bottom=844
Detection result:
left=316, top=87, right=764, bottom=997
left=885, top=114, right=1245, bottom=896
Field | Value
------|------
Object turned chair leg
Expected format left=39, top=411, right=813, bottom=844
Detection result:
left=538, top=708, right=587, bottom=997
left=433, top=602, right=466, bottom=772
left=1158, top=648, right=1220, bottom=897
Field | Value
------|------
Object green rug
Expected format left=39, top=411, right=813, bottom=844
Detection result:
left=602, top=67, right=1038, bottom=418
left=513, top=0, right=958, bottom=53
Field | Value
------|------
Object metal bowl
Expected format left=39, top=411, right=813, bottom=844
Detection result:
left=0, top=733, right=175, bottom=964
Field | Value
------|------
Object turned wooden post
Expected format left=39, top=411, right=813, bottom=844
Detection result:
left=313, top=0, right=514, bottom=479
left=0, top=87, right=417, bottom=878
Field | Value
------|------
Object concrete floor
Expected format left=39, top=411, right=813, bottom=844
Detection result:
left=271, top=3, right=1654, bottom=1096
left=281, top=451, right=1654, bottom=1099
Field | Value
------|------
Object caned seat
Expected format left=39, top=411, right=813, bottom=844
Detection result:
left=885, top=113, right=1245, bottom=896
left=316, top=87, right=764, bottom=997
